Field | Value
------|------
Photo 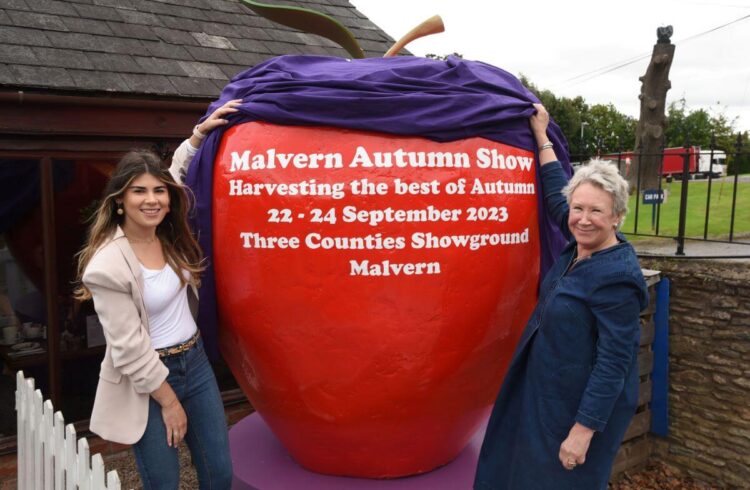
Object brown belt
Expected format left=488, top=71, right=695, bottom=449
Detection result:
left=156, top=330, right=200, bottom=358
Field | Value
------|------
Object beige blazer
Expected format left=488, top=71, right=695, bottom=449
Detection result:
left=83, top=227, right=198, bottom=444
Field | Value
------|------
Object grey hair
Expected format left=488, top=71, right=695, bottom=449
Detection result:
left=562, top=159, right=629, bottom=228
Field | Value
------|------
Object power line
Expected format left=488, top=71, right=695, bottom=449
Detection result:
left=555, top=13, right=750, bottom=88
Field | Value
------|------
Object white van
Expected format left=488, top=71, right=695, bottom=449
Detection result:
left=697, top=150, right=726, bottom=178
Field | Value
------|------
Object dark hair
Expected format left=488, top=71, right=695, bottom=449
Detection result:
left=74, top=149, right=204, bottom=300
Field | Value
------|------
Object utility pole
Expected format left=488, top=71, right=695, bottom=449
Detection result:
left=631, top=26, right=675, bottom=192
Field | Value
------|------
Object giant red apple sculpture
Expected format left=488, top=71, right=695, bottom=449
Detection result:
left=211, top=119, right=541, bottom=477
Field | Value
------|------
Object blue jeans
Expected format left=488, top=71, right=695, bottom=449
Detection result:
left=133, top=338, right=232, bottom=489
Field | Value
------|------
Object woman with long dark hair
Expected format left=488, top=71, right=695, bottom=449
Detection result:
left=75, top=100, right=240, bottom=489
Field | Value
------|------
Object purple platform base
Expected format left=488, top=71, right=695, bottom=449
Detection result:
left=229, top=413, right=487, bottom=490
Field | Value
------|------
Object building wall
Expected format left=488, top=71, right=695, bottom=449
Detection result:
left=639, top=258, right=750, bottom=488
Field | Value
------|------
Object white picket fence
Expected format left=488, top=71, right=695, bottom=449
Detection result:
left=15, top=371, right=123, bottom=490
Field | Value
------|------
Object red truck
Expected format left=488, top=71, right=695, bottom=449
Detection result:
left=600, top=146, right=726, bottom=179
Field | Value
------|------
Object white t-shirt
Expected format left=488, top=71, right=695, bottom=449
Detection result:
left=140, top=264, right=198, bottom=349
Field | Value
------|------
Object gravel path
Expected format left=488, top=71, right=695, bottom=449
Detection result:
left=108, top=448, right=714, bottom=489
left=611, top=462, right=720, bottom=489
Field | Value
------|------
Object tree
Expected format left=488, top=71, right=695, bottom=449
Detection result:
left=631, top=30, right=675, bottom=191
left=586, top=104, right=637, bottom=154
left=519, top=77, right=744, bottom=172
left=521, top=76, right=635, bottom=157
left=424, top=52, right=463, bottom=60
left=664, top=98, right=735, bottom=151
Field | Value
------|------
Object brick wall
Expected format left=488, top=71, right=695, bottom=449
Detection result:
left=639, top=258, right=750, bottom=488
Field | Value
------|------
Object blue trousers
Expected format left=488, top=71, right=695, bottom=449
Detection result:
left=133, top=338, right=232, bottom=489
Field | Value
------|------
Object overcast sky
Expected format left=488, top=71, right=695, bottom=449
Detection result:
left=350, top=0, right=750, bottom=133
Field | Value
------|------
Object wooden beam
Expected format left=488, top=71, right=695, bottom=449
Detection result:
left=638, top=348, right=655, bottom=377
left=0, top=101, right=201, bottom=138
left=622, top=410, right=651, bottom=442
left=40, top=157, right=62, bottom=407
left=0, top=137, right=183, bottom=159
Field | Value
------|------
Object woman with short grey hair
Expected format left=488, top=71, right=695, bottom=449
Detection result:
left=475, top=105, right=648, bottom=490
left=563, top=160, right=630, bottom=229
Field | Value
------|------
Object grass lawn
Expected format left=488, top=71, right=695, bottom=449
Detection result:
left=620, top=178, right=750, bottom=239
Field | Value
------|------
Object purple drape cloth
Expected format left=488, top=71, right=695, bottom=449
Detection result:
left=186, top=55, right=572, bottom=359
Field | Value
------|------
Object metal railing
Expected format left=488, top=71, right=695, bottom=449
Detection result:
left=570, top=133, right=749, bottom=257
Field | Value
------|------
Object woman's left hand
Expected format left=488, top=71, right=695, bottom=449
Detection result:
left=196, top=99, right=243, bottom=135
left=188, top=99, right=243, bottom=147
left=559, top=422, right=595, bottom=470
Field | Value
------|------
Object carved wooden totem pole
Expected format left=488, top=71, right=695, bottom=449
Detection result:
left=631, top=26, right=675, bottom=191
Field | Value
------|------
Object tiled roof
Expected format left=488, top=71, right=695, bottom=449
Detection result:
left=0, top=0, right=398, bottom=99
